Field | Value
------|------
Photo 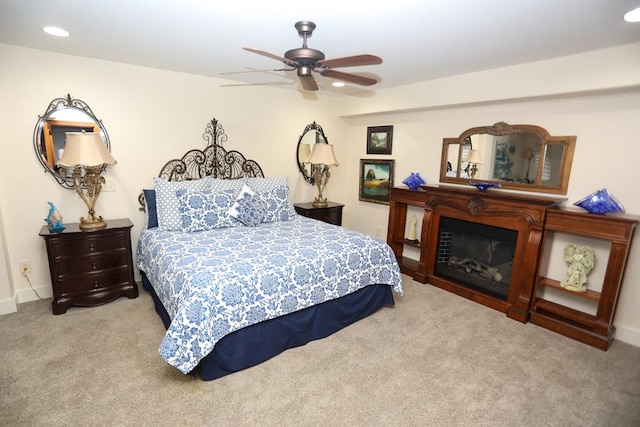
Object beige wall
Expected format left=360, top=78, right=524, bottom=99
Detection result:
left=1, top=41, right=639, bottom=346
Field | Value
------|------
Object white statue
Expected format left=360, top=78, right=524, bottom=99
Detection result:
left=559, top=244, right=595, bottom=292
left=407, top=215, right=418, bottom=242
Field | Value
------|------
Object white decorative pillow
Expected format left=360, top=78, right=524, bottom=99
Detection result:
left=153, top=177, right=211, bottom=231
left=243, top=175, right=296, bottom=221
left=228, top=184, right=268, bottom=227
left=176, top=189, right=239, bottom=232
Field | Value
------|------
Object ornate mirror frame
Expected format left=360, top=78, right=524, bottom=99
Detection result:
left=439, top=122, right=576, bottom=195
left=296, top=121, right=328, bottom=185
left=33, top=94, right=111, bottom=189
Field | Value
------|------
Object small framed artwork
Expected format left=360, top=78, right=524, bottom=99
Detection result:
left=359, top=159, right=395, bottom=204
left=366, top=125, right=393, bottom=155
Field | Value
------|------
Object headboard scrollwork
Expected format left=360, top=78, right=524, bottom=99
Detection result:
left=138, top=117, right=264, bottom=209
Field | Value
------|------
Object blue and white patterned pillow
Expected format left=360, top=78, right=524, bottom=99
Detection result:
left=153, top=177, right=212, bottom=231
left=210, top=177, right=245, bottom=193
left=176, top=189, right=239, bottom=232
left=228, top=184, right=268, bottom=227
left=243, top=175, right=296, bottom=221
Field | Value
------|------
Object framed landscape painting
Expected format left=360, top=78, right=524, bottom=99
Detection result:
left=366, top=125, right=393, bottom=155
left=359, top=159, right=395, bottom=204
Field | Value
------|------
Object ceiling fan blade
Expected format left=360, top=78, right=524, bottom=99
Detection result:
left=320, top=69, right=378, bottom=86
left=219, top=67, right=293, bottom=75
left=299, top=75, right=319, bottom=91
left=317, top=54, right=383, bottom=69
left=243, top=47, right=299, bottom=68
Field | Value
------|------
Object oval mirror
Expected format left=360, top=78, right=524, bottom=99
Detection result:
left=439, top=122, right=576, bottom=194
left=296, top=121, right=328, bottom=185
left=33, top=94, right=111, bottom=189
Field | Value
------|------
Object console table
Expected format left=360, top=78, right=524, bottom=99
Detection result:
left=387, top=186, right=637, bottom=349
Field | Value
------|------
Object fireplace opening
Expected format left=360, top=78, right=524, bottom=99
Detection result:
left=435, top=217, right=517, bottom=300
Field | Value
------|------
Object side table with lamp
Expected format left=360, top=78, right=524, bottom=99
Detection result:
left=294, top=142, right=344, bottom=226
left=39, top=132, right=137, bottom=314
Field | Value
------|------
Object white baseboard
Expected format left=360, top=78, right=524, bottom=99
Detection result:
left=0, top=297, right=17, bottom=315
left=614, top=324, right=640, bottom=348
left=16, top=286, right=52, bottom=304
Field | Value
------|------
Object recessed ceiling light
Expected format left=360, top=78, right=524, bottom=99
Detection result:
left=43, top=26, right=69, bottom=37
left=624, top=7, right=640, bottom=22
left=332, top=81, right=346, bottom=87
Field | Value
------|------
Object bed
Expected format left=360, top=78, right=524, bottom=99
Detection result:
left=137, top=118, right=403, bottom=380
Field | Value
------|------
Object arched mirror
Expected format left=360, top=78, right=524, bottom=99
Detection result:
left=33, top=94, right=111, bottom=189
left=296, top=121, right=328, bottom=184
left=440, top=122, right=576, bottom=194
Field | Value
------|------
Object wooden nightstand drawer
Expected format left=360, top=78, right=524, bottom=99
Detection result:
left=40, top=218, right=138, bottom=315
left=56, top=249, right=129, bottom=275
left=51, top=233, right=127, bottom=256
left=294, top=202, right=344, bottom=226
left=56, top=267, right=133, bottom=296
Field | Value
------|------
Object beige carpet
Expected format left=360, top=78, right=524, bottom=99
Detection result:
left=1, top=276, right=639, bottom=426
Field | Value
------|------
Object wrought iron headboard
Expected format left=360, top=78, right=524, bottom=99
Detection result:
left=138, top=117, right=264, bottom=209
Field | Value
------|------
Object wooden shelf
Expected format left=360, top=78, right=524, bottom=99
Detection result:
left=386, top=187, right=429, bottom=281
left=536, top=277, right=600, bottom=301
left=530, top=207, right=638, bottom=350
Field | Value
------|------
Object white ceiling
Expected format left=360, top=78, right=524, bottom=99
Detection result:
left=2, top=0, right=640, bottom=95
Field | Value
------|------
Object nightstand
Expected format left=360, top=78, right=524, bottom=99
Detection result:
left=39, top=218, right=138, bottom=315
left=294, top=202, right=344, bottom=226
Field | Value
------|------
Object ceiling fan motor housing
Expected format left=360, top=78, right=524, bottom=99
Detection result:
left=285, top=48, right=325, bottom=66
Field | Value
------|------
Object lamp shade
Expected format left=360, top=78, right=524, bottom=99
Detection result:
left=299, top=143, right=311, bottom=163
left=58, top=132, right=117, bottom=167
left=304, top=143, right=338, bottom=166
left=463, top=149, right=482, bottom=164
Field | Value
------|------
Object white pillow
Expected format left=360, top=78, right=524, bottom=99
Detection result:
left=153, top=177, right=211, bottom=231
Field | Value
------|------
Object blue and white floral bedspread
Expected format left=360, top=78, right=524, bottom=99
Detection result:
left=136, top=215, right=403, bottom=373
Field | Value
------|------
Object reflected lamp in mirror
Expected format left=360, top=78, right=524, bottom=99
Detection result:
left=58, top=132, right=117, bottom=230
left=304, top=144, right=338, bottom=207
left=463, top=149, right=482, bottom=179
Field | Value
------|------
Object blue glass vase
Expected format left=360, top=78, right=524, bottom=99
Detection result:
left=574, top=188, right=624, bottom=214
left=402, top=172, right=426, bottom=190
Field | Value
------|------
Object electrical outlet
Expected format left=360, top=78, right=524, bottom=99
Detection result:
left=102, top=177, right=116, bottom=192
left=19, top=260, right=31, bottom=275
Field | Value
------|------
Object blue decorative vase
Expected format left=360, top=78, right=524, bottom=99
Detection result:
left=402, top=172, right=426, bottom=190
left=574, top=188, right=624, bottom=214
left=468, top=181, right=501, bottom=192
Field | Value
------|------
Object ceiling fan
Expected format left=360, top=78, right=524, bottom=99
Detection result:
left=236, top=21, right=383, bottom=91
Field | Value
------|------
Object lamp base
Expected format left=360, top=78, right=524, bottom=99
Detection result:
left=79, top=216, right=107, bottom=230
left=312, top=200, right=328, bottom=207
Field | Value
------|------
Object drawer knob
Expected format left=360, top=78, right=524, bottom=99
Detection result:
left=89, top=243, right=95, bottom=251
left=93, top=280, right=99, bottom=288
left=92, top=262, right=97, bottom=270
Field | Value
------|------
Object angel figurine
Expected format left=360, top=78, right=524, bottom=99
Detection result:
left=559, top=244, right=595, bottom=292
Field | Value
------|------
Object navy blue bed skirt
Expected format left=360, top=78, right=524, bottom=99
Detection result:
left=141, top=272, right=395, bottom=380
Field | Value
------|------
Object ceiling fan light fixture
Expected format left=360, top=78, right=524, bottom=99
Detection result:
left=332, top=81, right=346, bottom=87
left=624, top=7, right=640, bottom=22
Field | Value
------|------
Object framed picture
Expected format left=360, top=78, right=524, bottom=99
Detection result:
left=366, top=125, right=393, bottom=155
left=359, top=159, right=395, bottom=204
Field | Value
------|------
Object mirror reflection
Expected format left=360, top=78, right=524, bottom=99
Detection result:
left=440, top=122, right=576, bottom=194
left=297, top=121, right=328, bottom=185
left=33, top=94, right=111, bottom=189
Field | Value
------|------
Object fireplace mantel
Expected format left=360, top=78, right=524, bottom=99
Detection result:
left=388, top=185, right=565, bottom=323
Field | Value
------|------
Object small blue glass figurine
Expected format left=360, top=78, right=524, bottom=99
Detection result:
left=45, top=201, right=65, bottom=232
left=402, top=172, right=426, bottom=190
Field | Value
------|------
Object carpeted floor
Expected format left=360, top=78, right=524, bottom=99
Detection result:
left=1, top=275, right=639, bottom=426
